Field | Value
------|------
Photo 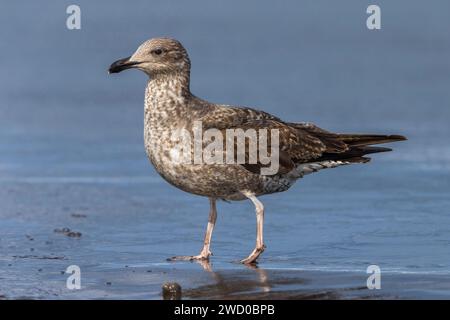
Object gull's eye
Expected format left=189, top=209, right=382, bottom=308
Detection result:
left=151, top=48, right=163, bottom=56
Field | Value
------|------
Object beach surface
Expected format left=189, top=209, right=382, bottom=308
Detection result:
left=1, top=171, right=449, bottom=299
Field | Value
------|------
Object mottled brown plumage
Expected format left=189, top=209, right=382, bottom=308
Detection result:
left=109, top=37, right=406, bottom=264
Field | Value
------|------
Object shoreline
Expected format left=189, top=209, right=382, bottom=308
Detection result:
left=2, top=258, right=450, bottom=299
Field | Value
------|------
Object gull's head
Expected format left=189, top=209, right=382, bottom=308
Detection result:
left=108, top=37, right=190, bottom=76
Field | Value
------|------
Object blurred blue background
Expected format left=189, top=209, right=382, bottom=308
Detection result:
left=0, top=0, right=449, bottom=298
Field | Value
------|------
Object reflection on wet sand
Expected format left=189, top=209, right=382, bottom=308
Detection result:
left=179, top=260, right=370, bottom=300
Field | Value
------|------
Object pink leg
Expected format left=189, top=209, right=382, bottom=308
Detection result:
left=240, top=193, right=266, bottom=264
left=168, top=198, right=217, bottom=261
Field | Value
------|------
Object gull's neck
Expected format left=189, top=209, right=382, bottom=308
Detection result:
left=144, top=71, right=192, bottom=129
left=146, top=71, right=191, bottom=104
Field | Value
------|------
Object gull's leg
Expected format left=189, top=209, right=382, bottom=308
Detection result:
left=168, top=198, right=217, bottom=261
left=195, top=197, right=217, bottom=259
left=240, top=193, right=266, bottom=265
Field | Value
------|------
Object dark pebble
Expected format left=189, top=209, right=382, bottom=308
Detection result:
left=162, top=282, right=182, bottom=300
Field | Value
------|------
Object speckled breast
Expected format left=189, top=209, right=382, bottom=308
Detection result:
left=144, top=130, right=263, bottom=199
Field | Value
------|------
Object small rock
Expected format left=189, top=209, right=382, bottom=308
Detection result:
left=54, top=228, right=70, bottom=234
left=162, top=282, right=182, bottom=300
left=54, top=228, right=82, bottom=238
left=71, top=213, right=87, bottom=218
left=67, top=231, right=82, bottom=238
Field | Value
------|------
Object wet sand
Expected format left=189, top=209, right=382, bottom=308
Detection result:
left=2, top=254, right=450, bottom=299
left=1, top=179, right=449, bottom=300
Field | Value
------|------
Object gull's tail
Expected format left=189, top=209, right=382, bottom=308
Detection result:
left=337, top=134, right=407, bottom=147
left=317, top=134, right=407, bottom=163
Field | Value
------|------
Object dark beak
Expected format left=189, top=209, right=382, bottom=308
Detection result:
left=108, top=56, right=141, bottom=74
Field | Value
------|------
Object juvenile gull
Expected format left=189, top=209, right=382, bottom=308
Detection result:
left=109, top=37, right=406, bottom=264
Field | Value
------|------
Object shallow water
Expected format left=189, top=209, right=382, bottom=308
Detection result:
left=1, top=1, right=450, bottom=299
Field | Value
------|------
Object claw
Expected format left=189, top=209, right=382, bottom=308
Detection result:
left=167, top=253, right=211, bottom=262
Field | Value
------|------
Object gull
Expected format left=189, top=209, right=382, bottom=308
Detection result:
left=109, top=37, right=406, bottom=264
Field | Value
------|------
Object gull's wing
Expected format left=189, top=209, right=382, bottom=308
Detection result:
left=198, top=106, right=329, bottom=174
left=198, top=105, right=406, bottom=176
